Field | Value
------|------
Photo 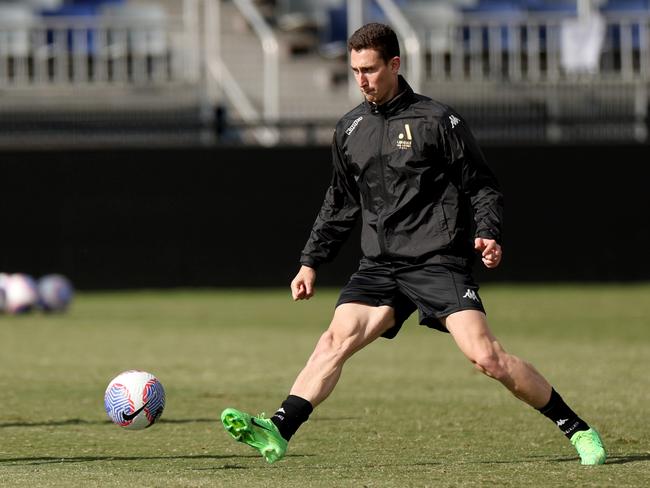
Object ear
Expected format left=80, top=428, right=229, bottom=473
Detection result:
left=390, top=56, right=400, bottom=74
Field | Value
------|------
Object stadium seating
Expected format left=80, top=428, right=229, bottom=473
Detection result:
left=526, top=0, right=578, bottom=14
left=0, top=0, right=648, bottom=147
left=600, top=0, right=650, bottom=11
left=0, top=4, right=34, bottom=83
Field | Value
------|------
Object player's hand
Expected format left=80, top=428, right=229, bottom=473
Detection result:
left=291, top=265, right=316, bottom=300
left=474, top=237, right=502, bottom=269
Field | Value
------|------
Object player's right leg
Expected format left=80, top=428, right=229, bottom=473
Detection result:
left=221, top=303, right=396, bottom=463
left=289, top=302, right=396, bottom=407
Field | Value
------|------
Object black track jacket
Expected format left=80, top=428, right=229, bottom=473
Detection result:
left=300, top=76, right=503, bottom=270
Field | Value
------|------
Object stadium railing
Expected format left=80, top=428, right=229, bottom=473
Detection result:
left=0, top=0, right=211, bottom=148
left=0, top=2, right=199, bottom=87
left=404, top=1, right=649, bottom=143
left=0, top=0, right=649, bottom=147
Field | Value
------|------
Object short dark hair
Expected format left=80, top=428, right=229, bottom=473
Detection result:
left=347, top=23, right=400, bottom=63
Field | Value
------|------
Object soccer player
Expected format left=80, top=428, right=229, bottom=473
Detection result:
left=221, top=23, right=606, bottom=466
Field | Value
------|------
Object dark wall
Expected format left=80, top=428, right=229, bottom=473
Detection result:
left=483, top=144, right=649, bottom=282
left=2, top=144, right=648, bottom=289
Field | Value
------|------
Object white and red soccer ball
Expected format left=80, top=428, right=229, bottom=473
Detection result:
left=104, top=370, right=166, bottom=430
left=2, top=273, right=38, bottom=314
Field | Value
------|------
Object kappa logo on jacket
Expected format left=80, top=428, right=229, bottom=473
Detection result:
left=345, top=116, right=364, bottom=135
left=396, top=123, right=413, bottom=150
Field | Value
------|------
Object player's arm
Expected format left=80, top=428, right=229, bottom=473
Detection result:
left=299, top=132, right=361, bottom=271
left=291, top=265, right=316, bottom=300
left=441, top=113, right=503, bottom=263
left=439, top=111, right=504, bottom=268
left=463, top=148, right=504, bottom=269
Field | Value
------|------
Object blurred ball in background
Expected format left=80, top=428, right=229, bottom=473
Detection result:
left=4, top=273, right=39, bottom=314
left=0, top=273, right=9, bottom=312
left=37, top=274, right=74, bottom=312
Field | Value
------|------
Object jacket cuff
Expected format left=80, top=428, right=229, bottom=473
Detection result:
left=300, top=255, right=320, bottom=270
left=475, top=232, right=501, bottom=244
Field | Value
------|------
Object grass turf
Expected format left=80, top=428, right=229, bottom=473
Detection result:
left=0, top=284, right=648, bottom=487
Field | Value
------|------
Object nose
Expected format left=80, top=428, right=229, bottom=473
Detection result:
left=357, top=72, right=368, bottom=87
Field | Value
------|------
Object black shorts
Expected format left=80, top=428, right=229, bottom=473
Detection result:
left=336, top=258, right=486, bottom=339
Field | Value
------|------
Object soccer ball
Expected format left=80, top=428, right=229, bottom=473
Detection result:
left=4, top=273, right=38, bottom=314
left=0, top=273, right=9, bottom=312
left=37, top=274, right=74, bottom=312
left=104, top=370, right=166, bottom=430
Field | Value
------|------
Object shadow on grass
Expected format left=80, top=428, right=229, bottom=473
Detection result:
left=313, top=416, right=362, bottom=422
left=595, top=453, right=650, bottom=465
left=525, top=453, right=650, bottom=465
left=0, top=418, right=215, bottom=428
left=0, top=454, right=258, bottom=466
left=0, top=453, right=311, bottom=468
left=192, top=454, right=315, bottom=471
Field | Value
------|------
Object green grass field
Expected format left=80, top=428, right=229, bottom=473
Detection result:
left=0, top=284, right=649, bottom=487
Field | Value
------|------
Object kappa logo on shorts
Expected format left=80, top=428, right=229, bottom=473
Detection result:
left=462, top=289, right=480, bottom=302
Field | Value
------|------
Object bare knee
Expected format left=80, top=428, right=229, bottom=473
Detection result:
left=309, top=329, right=353, bottom=367
left=472, top=351, right=510, bottom=382
left=307, top=304, right=394, bottom=368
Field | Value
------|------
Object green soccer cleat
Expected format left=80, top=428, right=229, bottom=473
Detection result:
left=570, top=428, right=606, bottom=465
left=221, top=407, right=288, bottom=464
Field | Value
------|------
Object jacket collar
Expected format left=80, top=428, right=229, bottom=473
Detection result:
left=366, top=75, right=415, bottom=117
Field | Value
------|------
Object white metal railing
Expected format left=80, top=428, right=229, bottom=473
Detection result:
left=0, top=0, right=648, bottom=146
left=203, top=0, right=280, bottom=145
left=0, top=4, right=200, bottom=87
left=420, top=11, right=650, bottom=83
left=232, top=0, right=279, bottom=122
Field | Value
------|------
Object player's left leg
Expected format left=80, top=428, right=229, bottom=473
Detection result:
left=443, top=310, right=550, bottom=407
left=443, top=310, right=606, bottom=465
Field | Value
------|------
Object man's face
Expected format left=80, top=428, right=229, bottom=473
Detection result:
left=350, top=48, right=400, bottom=105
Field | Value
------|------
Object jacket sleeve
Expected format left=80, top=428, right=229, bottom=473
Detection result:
left=300, top=133, right=361, bottom=269
left=441, top=113, right=504, bottom=243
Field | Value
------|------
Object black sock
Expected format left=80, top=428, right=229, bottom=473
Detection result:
left=537, top=388, right=590, bottom=438
left=270, top=395, right=313, bottom=441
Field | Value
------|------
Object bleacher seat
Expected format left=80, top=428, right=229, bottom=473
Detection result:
left=0, top=4, right=34, bottom=59
left=40, top=3, right=99, bottom=16
left=600, top=1, right=649, bottom=57
left=320, top=3, right=347, bottom=59
left=525, top=0, right=577, bottom=14
left=402, top=1, right=462, bottom=54
left=40, top=6, right=96, bottom=59
left=461, top=0, right=525, bottom=17
left=100, top=3, right=169, bottom=82
left=461, top=1, right=527, bottom=54
left=100, top=2, right=169, bottom=57
left=600, top=0, right=650, bottom=12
